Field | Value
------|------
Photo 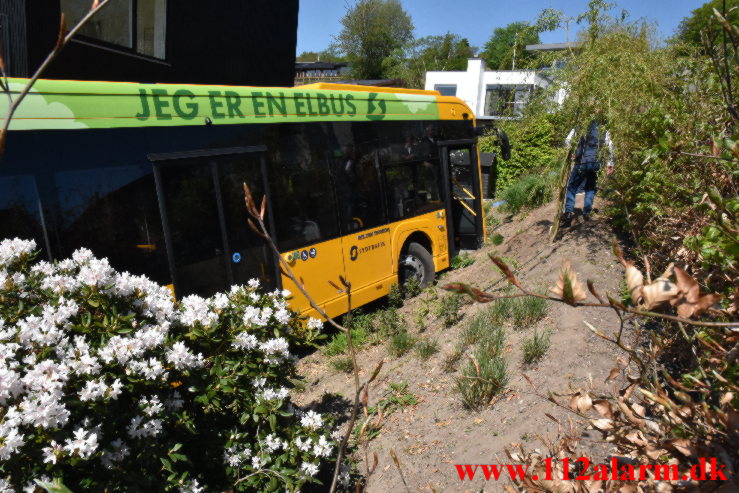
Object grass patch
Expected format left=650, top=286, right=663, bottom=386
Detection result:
left=456, top=337, right=508, bottom=410
left=329, top=355, right=354, bottom=373
left=324, top=326, right=370, bottom=357
left=388, top=329, right=416, bottom=358
left=353, top=382, right=418, bottom=441
left=442, top=345, right=463, bottom=372
left=403, top=276, right=422, bottom=298
left=522, top=328, right=551, bottom=365
left=500, top=172, right=555, bottom=215
left=387, top=283, right=404, bottom=308
left=491, top=233, right=505, bottom=245
left=511, top=296, right=548, bottom=329
left=451, top=253, right=476, bottom=269
left=415, top=338, right=440, bottom=361
left=376, top=308, right=406, bottom=337
left=434, top=294, right=463, bottom=328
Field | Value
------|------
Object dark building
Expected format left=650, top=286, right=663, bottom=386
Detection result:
left=0, top=0, right=298, bottom=86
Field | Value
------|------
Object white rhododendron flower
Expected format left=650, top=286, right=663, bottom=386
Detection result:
left=0, top=238, right=334, bottom=491
left=300, top=410, right=323, bottom=430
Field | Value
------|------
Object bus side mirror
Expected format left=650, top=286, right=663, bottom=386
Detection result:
left=498, top=130, right=511, bottom=161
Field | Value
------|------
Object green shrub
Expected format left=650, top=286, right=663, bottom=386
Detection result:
left=491, top=233, right=505, bottom=246
left=403, top=276, right=423, bottom=298
left=511, top=296, right=548, bottom=329
left=434, top=294, right=463, bottom=327
left=488, top=297, right=514, bottom=325
left=450, top=253, right=475, bottom=269
left=329, top=355, right=355, bottom=373
left=522, top=328, right=551, bottom=365
left=500, top=172, right=556, bottom=215
left=456, top=344, right=508, bottom=410
left=324, top=326, right=370, bottom=356
left=387, top=283, right=404, bottom=308
left=376, top=308, right=406, bottom=337
left=388, top=329, right=416, bottom=357
left=415, top=338, right=440, bottom=361
left=478, top=114, right=557, bottom=192
left=0, top=239, right=331, bottom=492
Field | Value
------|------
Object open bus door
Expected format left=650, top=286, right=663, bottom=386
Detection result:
left=440, top=140, right=484, bottom=253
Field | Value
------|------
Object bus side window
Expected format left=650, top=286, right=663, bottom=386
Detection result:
left=0, top=175, right=48, bottom=258
left=267, top=125, right=339, bottom=252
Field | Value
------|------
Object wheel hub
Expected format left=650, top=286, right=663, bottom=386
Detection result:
left=401, top=254, right=424, bottom=282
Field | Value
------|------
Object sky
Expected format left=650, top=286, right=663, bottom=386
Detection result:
left=296, top=0, right=707, bottom=55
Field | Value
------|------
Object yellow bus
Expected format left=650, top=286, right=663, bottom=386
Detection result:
left=0, top=79, right=487, bottom=319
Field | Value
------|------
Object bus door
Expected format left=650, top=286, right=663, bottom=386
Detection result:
left=150, top=146, right=277, bottom=298
left=440, top=142, right=484, bottom=252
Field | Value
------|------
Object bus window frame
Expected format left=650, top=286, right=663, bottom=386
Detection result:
left=148, top=144, right=280, bottom=296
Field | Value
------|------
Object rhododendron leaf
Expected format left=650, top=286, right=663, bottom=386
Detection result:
left=641, top=278, right=678, bottom=309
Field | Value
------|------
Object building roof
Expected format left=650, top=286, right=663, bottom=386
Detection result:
left=295, top=61, right=349, bottom=70
left=525, top=42, right=583, bottom=52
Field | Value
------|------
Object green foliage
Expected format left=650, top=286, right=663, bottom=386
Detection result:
left=324, top=326, right=370, bottom=356
left=329, top=355, right=355, bottom=373
left=335, top=0, right=414, bottom=79
left=450, top=253, right=476, bottom=269
left=491, top=233, right=505, bottom=246
left=415, top=338, right=440, bottom=361
left=388, top=328, right=416, bottom=357
left=403, top=276, right=423, bottom=299
left=353, top=382, right=417, bottom=441
left=296, top=49, right=345, bottom=62
left=683, top=188, right=739, bottom=277
left=383, top=33, right=474, bottom=88
left=434, top=294, right=463, bottom=327
left=479, top=115, right=558, bottom=192
left=376, top=307, right=406, bottom=337
left=456, top=325, right=508, bottom=410
left=481, top=21, right=542, bottom=70
left=500, top=172, right=557, bottom=215
left=674, top=0, right=739, bottom=47
left=0, top=242, right=331, bottom=492
left=387, top=283, right=404, bottom=308
left=522, top=328, right=551, bottom=364
left=511, top=296, right=549, bottom=328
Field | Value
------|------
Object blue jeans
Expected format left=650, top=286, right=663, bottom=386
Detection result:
left=565, top=168, right=597, bottom=214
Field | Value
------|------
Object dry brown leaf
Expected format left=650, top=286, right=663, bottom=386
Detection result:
left=620, top=485, right=638, bottom=493
left=550, top=260, right=587, bottom=304
left=617, top=398, right=645, bottom=427
left=663, top=438, right=696, bottom=457
left=641, top=278, right=679, bottom=310
left=624, top=430, right=648, bottom=447
left=645, top=445, right=666, bottom=460
left=570, top=391, right=593, bottom=414
left=625, top=264, right=644, bottom=305
left=720, top=392, right=734, bottom=407
left=605, top=367, right=620, bottom=383
left=590, top=418, right=614, bottom=431
left=674, top=267, right=700, bottom=303
left=593, top=399, right=614, bottom=419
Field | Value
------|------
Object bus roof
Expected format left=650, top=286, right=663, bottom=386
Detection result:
left=1, top=78, right=473, bottom=131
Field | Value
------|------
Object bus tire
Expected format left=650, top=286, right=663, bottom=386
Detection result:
left=400, top=242, right=434, bottom=288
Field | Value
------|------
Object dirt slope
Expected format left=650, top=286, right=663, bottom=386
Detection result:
left=293, top=198, right=628, bottom=492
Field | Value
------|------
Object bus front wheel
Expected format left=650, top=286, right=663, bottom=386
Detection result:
left=400, top=242, right=434, bottom=288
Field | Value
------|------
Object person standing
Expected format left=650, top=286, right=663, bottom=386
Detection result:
left=561, top=119, right=614, bottom=226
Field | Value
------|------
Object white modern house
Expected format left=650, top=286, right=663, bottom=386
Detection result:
left=424, top=44, right=574, bottom=119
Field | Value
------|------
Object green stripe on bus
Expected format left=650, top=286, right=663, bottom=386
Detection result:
left=2, top=79, right=441, bottom=130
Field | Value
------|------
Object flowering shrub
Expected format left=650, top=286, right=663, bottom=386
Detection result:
left=0, top=238, right=334, bottom=492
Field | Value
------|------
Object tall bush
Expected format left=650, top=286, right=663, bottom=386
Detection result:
left=0, top=238, right=333, bottom=492
left=479, top=114, right=558, bottom=192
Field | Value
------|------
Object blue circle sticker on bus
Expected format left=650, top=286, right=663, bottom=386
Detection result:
left=232, top=252, right=241, bottom=263
left=301, top=250, right=309, bottom=261
left=309, top=247, right=317, bottom=258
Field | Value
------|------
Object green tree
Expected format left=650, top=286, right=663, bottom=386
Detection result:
left=675, top=0, right=739, bottom=46
left=481, top=22, right=541, bottom=70
left=335, top=0, right=414, bottom=79
left=296, top=48, right=345, bottom=62
left=383, top=33, right=474, bottom=88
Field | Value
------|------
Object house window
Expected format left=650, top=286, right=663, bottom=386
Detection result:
left=433, top=84, right=457, bottom=97
left=484, top=84, right=533, bottom=118
left=61, top=0, right=167, bottom=59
